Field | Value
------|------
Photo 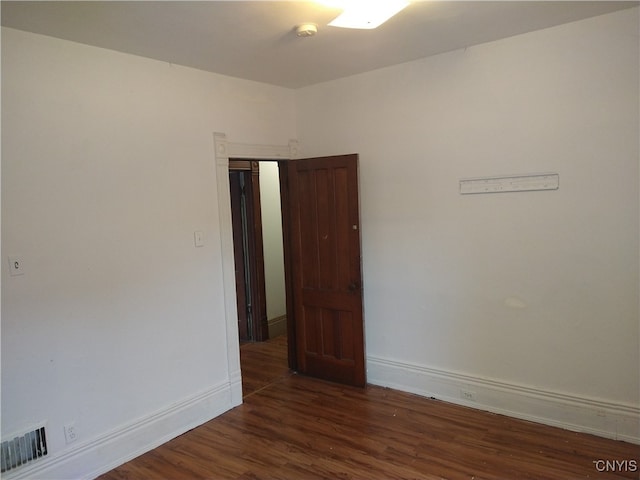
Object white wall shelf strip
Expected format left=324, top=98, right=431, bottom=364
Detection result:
left=460, top=173, right=559, bottom=195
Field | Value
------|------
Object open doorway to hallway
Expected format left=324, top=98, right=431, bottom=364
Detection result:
left=228, top=152, right=366, bottom=388
left=229, top=160, right=287, bottom=344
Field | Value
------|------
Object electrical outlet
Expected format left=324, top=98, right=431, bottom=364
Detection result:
left=8, top=255, right=25, bottom=276
left=64, top=422, right=78, bottom=444
left=460, top=390, right=477, bottom=402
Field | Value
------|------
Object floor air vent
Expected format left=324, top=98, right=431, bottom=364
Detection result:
left=1, top=425, right=48, bottom=473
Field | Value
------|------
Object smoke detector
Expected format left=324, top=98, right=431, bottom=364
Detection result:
left=296, top=23, right=318, bottom=37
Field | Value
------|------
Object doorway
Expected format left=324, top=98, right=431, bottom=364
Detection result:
left=231, top=155, right=365, bottom=387
left=214, top=134, right=365, bottom=397
left=229, top=160, right=287, bottom=344
left=229, top=160, right=269, bottom=342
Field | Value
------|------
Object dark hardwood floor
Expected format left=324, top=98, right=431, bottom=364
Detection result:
left=240, top=335, right=291, bottom=397
left=99, top=336, right=639, bottom=479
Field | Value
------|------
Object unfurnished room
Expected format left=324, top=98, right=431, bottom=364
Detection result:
left=1, top=1, right=639, bottom=479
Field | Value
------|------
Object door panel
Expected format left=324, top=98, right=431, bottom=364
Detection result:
left=288, top=154, right=365, bottom=387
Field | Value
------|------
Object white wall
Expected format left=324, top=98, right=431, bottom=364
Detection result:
left=297, top=8, right=639, bottom=441
left=259, top=162, right=286, bottom=325
left=2, top=9, right=638, bottom=480
left=1, top=27, right=295, bottom=478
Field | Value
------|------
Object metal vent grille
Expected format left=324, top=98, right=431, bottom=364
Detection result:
left=1, top=426, right=48, bottom=473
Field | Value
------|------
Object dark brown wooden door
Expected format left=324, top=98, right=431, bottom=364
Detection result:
left=287, top=154, right=365, bottom=387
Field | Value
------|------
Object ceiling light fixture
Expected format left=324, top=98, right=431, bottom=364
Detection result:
left=296, top=23, right=318, bottom=37
left=328, top=0, right=409, bottom=29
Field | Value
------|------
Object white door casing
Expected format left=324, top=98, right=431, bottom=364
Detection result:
left=213, top=132, right=298, bottom=404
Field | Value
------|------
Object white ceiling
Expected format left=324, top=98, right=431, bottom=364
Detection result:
left=2, top=1, right=637, bottom=88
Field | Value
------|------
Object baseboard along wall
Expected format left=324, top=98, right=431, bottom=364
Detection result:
left=367, top=355, right=639, bottom=445
left=6, top=354, right=636, bottom=480
left=1, top=380, right=241, bottom=480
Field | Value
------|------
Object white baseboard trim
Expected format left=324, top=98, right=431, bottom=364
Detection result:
left=3, top=381, right=238, bottom=480
left=229, top=367, right=243, bottom=407
left=367, top=355, right=639, bottom=444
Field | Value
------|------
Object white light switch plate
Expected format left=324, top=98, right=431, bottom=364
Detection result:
left=194, top=231, right=204, bottom=247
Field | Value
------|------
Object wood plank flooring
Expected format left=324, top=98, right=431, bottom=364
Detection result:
left=99, top=336, right=639, bottom=479
left=240, top=335, right=291, bottom=397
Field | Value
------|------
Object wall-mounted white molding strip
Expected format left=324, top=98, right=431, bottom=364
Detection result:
left=460, top=173, right=559, bottom=194
left=367, top=355, right=639, bottom=444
